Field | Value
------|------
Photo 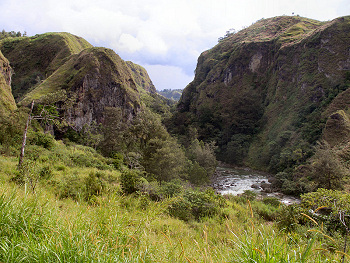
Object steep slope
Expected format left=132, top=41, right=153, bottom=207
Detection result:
left=0, top=32, right=92, bottom=100
left=0, top=50, right=16, bottom=115
left=175, top=15, right=350, bottom=172
left=126, top=61, right=156, bottom=94
left=20, top=47, right=141, bottom=130
left=126, top=61, right=175, bottom=117
left=0, top=32, right=171, bottom=132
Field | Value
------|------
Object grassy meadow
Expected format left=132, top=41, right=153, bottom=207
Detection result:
left=0, top=141, right=346, bottom=262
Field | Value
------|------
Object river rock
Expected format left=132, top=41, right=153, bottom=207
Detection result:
left=251, top=183, right=260, bottom=189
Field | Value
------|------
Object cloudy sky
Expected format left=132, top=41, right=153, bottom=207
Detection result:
left=0, top=0, right=349, bottom=90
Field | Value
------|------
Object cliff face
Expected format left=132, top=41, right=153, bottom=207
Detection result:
left=0, top=50, right=16, bottom=115
left=0, top=32, right=161, bottom=132
left=176, top=16, right=350, bottom=171
left=20, top=47, right=141, bottom=130
left=126, top=61, right=156, bottom=94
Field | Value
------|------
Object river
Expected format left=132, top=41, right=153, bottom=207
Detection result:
left=212, top=166, right=300, bottom=205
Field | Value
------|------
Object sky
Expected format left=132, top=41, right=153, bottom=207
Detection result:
left=0, top=0, right=349, bottom=90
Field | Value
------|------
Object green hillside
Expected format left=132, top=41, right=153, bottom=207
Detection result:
left=0, top=17, right=350, bottom=262
left=20, top=47, right=141, bottom=130
left=157, top=89, right=183, bottom=101
left=0, top=32, right=92, bottom=101
left=173, top=16, right=350, bottom=194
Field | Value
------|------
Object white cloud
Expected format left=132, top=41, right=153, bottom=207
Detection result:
left=118, top=33, right=143, bottom=53
left=144, top=64, right=194, bottom=90
left=0, top=0, right=349, bottom=90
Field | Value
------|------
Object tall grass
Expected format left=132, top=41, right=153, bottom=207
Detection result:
left=0, top=143, right=343, bottom=262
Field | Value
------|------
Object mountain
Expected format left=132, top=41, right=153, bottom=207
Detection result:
left=157, top=89, right=183, bottom=101
left=0, top=50, right=16, bottom=115
left=0, top=32, right=168, bottom=131
left=0, top=32, right=92, bottom=101
left=174, top=15, right=350, bottom=173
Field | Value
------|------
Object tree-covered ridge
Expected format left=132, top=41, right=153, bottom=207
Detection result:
left=157, top=89, right=183, bottom=101
left=0, top=29, right=26, bottom=40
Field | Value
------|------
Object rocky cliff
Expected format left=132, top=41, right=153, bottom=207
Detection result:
left=20, top=47, right=141, bottom=130
left=175, top=15, right=350, bottom=172
left=0, top=50, right=16, bottom=115
left=0, top=33, right=162, bottom=131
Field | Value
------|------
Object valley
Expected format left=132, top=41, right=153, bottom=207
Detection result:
left=0, top=15, right=349, bottom=262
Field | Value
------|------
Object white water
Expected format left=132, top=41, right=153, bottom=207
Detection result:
left=212, top=167, right=300, bottom=205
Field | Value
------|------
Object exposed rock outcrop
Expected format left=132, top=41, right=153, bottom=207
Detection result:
left=0, top=50, right=16, bottom=115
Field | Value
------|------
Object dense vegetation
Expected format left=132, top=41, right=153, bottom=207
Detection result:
left=1, top=16, right=350, bottom=261
left=173, top=15, right=350, bottom=195
left=0, top=112, right=349, bottom=262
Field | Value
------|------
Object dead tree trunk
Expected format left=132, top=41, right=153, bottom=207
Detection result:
left=18, top=100, right=34, bottom=168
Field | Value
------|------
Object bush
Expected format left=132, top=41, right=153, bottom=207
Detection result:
left=120, top=169, right=143, bottom=194
left=160, top=179, right=184, bottom=198
left=84, top=172, right=105, bottom=201
left=168, top=196, right=193, bottom=221
left=262, top=197, right=281, bottom=207
left=39, top=165, right=53, bottom=180
left=56, top=174, right=85, bottom=201
left=188, top=161, right=208, bottom=185
left=29, top=131, right=55, bottom=150
left=168, top=189, right=226, bottom=221
left=253, top=201, right=281, bottom=221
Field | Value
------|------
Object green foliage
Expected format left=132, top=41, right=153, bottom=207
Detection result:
left=0, top=29, right=26, bottom=40
left=277, top=204, right=304, bottom=232
left=84, top=172, right=105, bottom=202
left=187, top=139, right=217, bottom=182
left=308, top=142, right=347, bottom=190
left=300, top=188, right=350, bottom=234
left=39, top=165, right=53, bottom=180
left=188, top=161, right=208, bottom=185
left=56, top=174, right=85, bottom=200
left=28, top=131, right=55, bottom=149
left=159, top=179, right=185, bottom=198
left=142, top=137, right=188, bottom=182
left=0, top=109, right=27, bottom=154
left=167, top=196, right=193, bottom=221
left=120, top=169, right=143, bottom=194
left=253, top=199, right=281, bottom=221
left=168, top=189, right=226, bottom=221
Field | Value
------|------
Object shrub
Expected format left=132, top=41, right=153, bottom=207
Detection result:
left=111, top=152, right=124, bottom=169
left=120, top=169, right=143, bottom=194
left=84, top=172, right=105, bottom=201
left=188, top=161, right=208, bottom=185
left=253, top=201, right=281, bottom=221
left=160, top=179, right=184, bottom=198
left=39, top=165, right=53, bottom=180
left=56, top=174, right=85, bottom=201
left=262, top=196, right=281, bottom=207
left=168, top=196, right=193, bottom=221
left=29, top=131, right=55, bottom=149
left=168, top=189, right=226, bottom=221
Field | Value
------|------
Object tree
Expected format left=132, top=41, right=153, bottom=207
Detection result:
left=142, top=137, right=188, bottom=183
left=310, top=142, right=347, bottom=190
